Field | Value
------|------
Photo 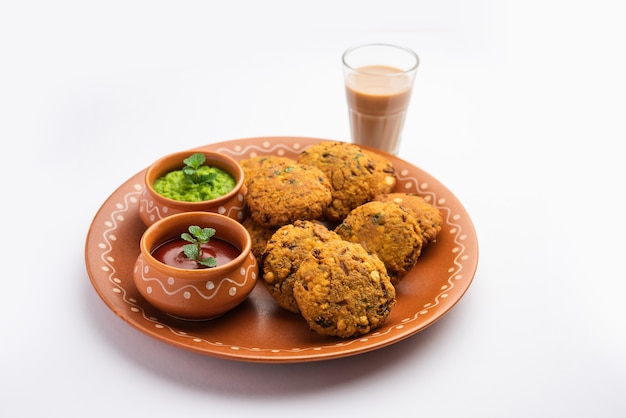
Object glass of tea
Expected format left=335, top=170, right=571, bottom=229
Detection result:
left=342, top=43, right=419, bottom=155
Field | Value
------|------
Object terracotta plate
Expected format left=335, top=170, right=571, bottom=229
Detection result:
left=85, top=137, right=479, bottom=363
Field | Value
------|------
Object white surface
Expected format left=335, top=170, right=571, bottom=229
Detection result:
left=2, top=1, right=625, bottom=417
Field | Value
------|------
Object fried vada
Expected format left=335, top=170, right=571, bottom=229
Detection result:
left=335, top=200, right=423, bottom=283
left=293, top=240, right=396, bottom=338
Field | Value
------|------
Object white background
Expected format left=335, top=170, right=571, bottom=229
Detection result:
left=2, top=1, right=625, bottom=417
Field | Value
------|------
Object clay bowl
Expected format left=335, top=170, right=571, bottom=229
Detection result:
left=133, top=211, right=259, bottom=320
left=139, top=150, right=247, bottom=226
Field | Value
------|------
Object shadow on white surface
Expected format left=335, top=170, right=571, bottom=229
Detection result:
left=82, top=271, right=469, bottom=398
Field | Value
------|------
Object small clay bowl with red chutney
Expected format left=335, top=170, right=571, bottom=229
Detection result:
left=139, top=150, right=247, bottom=227
left=133, top=211, right=258, bottom=320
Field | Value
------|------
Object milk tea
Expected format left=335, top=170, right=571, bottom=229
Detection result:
left=344, top=65, right=413, bottom=155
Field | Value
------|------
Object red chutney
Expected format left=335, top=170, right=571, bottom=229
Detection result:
left=151, top=237, right=240, bottom=269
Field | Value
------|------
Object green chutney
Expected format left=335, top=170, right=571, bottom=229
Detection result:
left=153, top=166, right=236, bottom=202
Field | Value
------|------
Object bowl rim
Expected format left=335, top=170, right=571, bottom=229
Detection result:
left=139, top=211, right=253, bottom=277
left=144, top=150, right=245, bottom=207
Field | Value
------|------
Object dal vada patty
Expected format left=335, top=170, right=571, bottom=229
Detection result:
left=262, top=220, right=342, bottom=313
left=245, top=162, right=332, bottom=227
left=335, top=200, right=423, bottom=283
left=363, top=149, right=397, bottom=196
left=297, top=141, right=389, bottom=221
left=293, top=240, right=396, bottom=338
left=240, top=155, right=296, bottom=186
left=242, top=216, right=278, bottom=262
left=375, top=193, right=443, bottom=245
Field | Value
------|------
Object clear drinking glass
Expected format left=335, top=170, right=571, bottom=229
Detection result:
left=342, top=43, right=419, bottom=155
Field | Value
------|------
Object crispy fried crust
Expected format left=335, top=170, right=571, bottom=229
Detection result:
left=363, top=149, right=397, bottom=196
left=374, top=193, right=443, bottom=245
left=335, top=200, right=423, bottom=283
left=297, top=141, right=387, bottom=221
left=242, top=217, right=278, bottom=262
left=240, top=155, right=297, bottom=186
left=262, top=220, right=342, bottom=313
left=293, top=240, right=396, bottom=338
left=245, top=162, right=332, bottom=227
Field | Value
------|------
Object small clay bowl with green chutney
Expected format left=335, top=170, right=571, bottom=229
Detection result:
left=139, top=150, right=247, bottom=227
left=133, top=211, right=259, bottom=320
